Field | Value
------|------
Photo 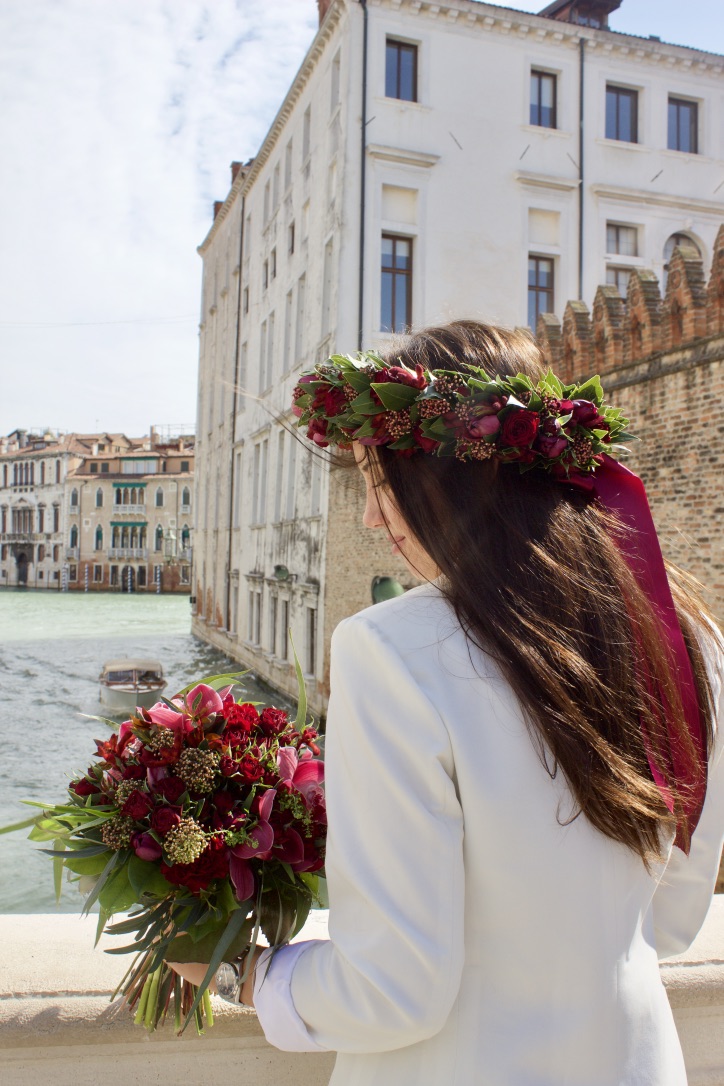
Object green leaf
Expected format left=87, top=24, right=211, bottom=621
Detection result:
left=574, top=375, right=604, bottom=402
left=40, top=842, right=110, bottom=858
left=289, top=632, right=307, bottom=731
left=78, top=712, right=121, bottom=733
left=370, top=382, right=418, bottom=412
left=0, top=815, right=39, bottom=836
left=127, top=854, right=172, bottom=899
left=82, top=849, right=122, bottom=916
left=53, top=838, right=66, bottom=904
left=179, top=908, right=252, bottom=1034
left=351, top=418, right=376, bottom=440
left=95, top=906, right=110, bottom=948
left=99, top=864, right=135, bottom=914
left=174, top=671, right=248, bottom=698
left=166, top=917, right=252, bottom=964
left=343, top=369, right=371, bottom=392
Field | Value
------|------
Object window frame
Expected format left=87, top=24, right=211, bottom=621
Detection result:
left=605, top=84, right=639, bottom=144
left=380, top=233, right=413, bottom=333
left=527, top=254, right=555, bottom=330
left=530, top=69, right=557, bottom=130
left=668, top=96, right=698, bottom=154
left=385, top=38, right=418, bottom=103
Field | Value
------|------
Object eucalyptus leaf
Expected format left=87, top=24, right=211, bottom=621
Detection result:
left=179, top=908, right=252, bottom=1034
left=0, top=815, right=39, bottom=836
left=290, top=632, right=307, bottom=731
left=53, top=838, right=66, bottom=903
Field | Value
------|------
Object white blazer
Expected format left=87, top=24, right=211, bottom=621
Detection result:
left=255, top=583, right=724, bottom=1086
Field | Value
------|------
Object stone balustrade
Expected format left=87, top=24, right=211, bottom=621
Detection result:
left=1, top=902, right=722, bottom=1085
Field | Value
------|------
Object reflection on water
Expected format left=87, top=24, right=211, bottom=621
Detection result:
left=0, top=589, right=286, bottom=913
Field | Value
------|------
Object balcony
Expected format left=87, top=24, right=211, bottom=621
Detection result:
left=107, top=548, right=148, bottom=559
left=180, top=504, right=191, bottom=514
left=65, top=547, right=79, bottom=559
left=1, top=532, right=42, bottom=542
left=111, top=504, right=146, bottom=515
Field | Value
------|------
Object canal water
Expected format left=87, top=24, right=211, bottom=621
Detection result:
left=0, top=589, right=281, bottom=913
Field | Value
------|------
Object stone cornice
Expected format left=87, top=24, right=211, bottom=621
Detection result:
left=367, top=143, right=440, bottom=168
left=368, top=0, right=724, bottom=70
left=591, top=184, right=724, bottom=217
left=514, top=169, right=580, bottom=192
left=198, top=0, right=348, bottom=255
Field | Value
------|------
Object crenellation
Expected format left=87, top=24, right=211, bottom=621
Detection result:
left=561, top=300, right=593, bottom=382
left=591, top=285, right=626, bottom=373
left=662, top=245, right=708, bottom=350
left=624, top=268, right=664, bottom=364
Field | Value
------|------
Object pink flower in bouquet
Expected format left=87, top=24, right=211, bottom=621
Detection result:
left=277, top=746, right=325, bottom=799
left=184, top=683, right=224, bottom=723
left=131, top=831, right=163, bottom=862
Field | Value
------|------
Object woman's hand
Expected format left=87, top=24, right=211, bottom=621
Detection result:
left=166, top=961, right=216, bottom=991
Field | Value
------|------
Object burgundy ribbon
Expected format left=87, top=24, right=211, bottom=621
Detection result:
left=564, top=453, right=706, bottom=852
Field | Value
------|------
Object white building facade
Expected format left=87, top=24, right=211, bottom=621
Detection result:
left=193, top=0, right=724, bottom=713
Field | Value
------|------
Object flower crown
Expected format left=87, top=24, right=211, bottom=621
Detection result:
left=292, top=351, right=632, bottom=474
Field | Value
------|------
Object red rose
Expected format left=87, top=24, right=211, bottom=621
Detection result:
left=153, top=776, right=187, bottom=803
left=160, top=841, right=229, bottom=894
left=260, top=707, right=288, bottom=736
left=121, top=764, right=146, bottom=781
left=71, top=777, right=100, bottom=797
left=238, top=755, right=264, bottom=782
left=150, top=806, right=181, bottom=836
left=535, top=434, right=568, bottom=458
left=413, top=427, right=440, bottom=454
left=224, top=702, right=259, bottom=733
left=500, top=408, right=539, bottom=448
left=324, top=387, right=348, bottom=416
left=571, top=399, right=598, bottom=425
left=121, top=789, right=154, bottom=820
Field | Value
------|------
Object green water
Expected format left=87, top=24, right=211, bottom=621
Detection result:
left=0, top=589, right=274, bottom=912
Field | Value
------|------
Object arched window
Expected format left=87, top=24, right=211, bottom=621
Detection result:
left=53, top=544, right=59, bottom=561
left=2, top=465, right=6, bottom=487
left=139, top=487, right=145, bottom=505
left=13, top=464, right=18, bottom=485
left=663, top=232, right=702, bottom=289
left=53, top=505, right=59, bottom=532
left=96, top=488, right=103, bottom=508
left=55, top=460, right=60, bottom=483
left=155, top=487, right=164, bottom=508
left=70, top=524, right=78, bottom=548
left=130, top=488, right=136, bottom=505
left=114, top=488, right=122, bottom=505
left=182, top=487, right=191, bottom=507
left=122, top=488, right=129, bottom=505
left=121, top=526, right=129, bottom=548
left=139, top=526, right=147, bottom=548
left=70, top=488, right=78, bottom=508
left=181, top=524, right=190, bottom=547
left=155, top=525, right=164, bottom=552
left=38, top=506, right=45, bottom=533
left=95, top=526, right=103, bottom=551
left=29, top=463, right=35, bottom=484
left=40, top=462, right=45, bottom=485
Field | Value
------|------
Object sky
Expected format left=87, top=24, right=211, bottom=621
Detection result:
left=1, top=0, right=722, bottom=438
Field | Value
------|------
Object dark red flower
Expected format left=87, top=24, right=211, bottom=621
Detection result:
left=375, top=364, right=426, bottom=389
left=237, top=755, right=265, bottom=782
left=213, top=790, right=237, bottom=815
left=153, top=776, right=187, bottom=803
left=571, top=400, right=598, bottom=426
left=150, top=806, right=182, bottom=836
left=224, top=702, right=259, bottom=734
left=534, top=434, right=568, bottom=458
left=413, top=427, right=441, bottom=454
left=324, top=387, right=348, bottom=416
left=130, top=831, right=163, bottom=862
left=160, top=841, right=229, bottom=894
left=260, top=707, right=288, bottom=736
left=71, top=777, right=101, bottom=797
left=500, top=408, right=539, bottom=448
left=121, top=789, right=154, bottom=820
left=121, top=764, right=146, bottom=781
left=306, top=418, right=329, bottom=447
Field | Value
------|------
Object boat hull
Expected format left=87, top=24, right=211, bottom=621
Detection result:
left=99, top=683, right=167, bottom=712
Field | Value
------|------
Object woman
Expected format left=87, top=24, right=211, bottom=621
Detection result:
left=182, top=322, right=724, bottom=1084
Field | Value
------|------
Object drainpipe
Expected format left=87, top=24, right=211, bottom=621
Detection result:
left=358, top=0, right=368, bottom=350
left=225, top=192, right=246, bottom=632
left=578, top=37, right=585, bottom=301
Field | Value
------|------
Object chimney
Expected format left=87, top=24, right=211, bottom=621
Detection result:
left=538, top=0, right=621, bottom=28
left=213, top=200, right=224, bottom=219
left=231, top=161, right=244, bottom=184
left=317, top=0, right=333, bottom=25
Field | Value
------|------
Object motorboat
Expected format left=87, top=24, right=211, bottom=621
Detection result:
left=99, top=658, right=167, bottom=711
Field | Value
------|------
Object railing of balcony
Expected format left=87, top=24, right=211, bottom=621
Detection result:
left=107, top=548, right=148, bottom=559
left=111, top=504, right=146, bottom=515
left=65, top=547, right=79, bottom=559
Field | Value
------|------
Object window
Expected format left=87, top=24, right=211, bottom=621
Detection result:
left=182, top=486, right=191, bottom=508
left=259, top=320, right=267, bottom=391
left=263, top=180, right=271, bottom=225
left=271, top=248, right=277, bottom=280
left=267, top=311, right=275, bottom=389
left=94, top=564, right=102, bottom=583
left=606, top=267, right=632, bottom=295
left=664, top=232, right=701, bottom=269
left=180, top=565, right=190, bottom=585
left=285, top=437, right=297, bottom=521
left=69, top=564, right=77, bottom=582
left=381, top=235, right=412, bottom=332
left=95, top=526, right=103, bottom=551
left=605, top=85, right=638, bottom=143
left=254, top=590, right=262, bottom=644
left=530, top=70, right=556, bottom=128
left=263, top=260, right=269, bottom=290
left=110, top=565, right=118, bottom=586
left=55, top=460, right=60, bottom=483
left=155, top=487, right=164, bottom=507
left=155, top=525, right=164, bottom=552
left=53, top=543, right=59, bottom=561
left=270, top=595, right=278, bottom=654
left=322, top=240, right=333, bottom=335
left=243, top=287, right=249, bottom=314
left=527, top=255, right=554, bottom=329
left=274, top=431, right=285, bottom=523
left=101, top=463, right=109, bottom=473
left=284, top=139, right=293, bottom=189
left=38, top=544, right=45, bottom=561
left=668, top=97, right=698, bottom=154
left=306, top=606, right=317, bottom=675
left=137, top=566, right=146, bottom=587
left=386, top=39, right=417, bottom=102
left=39, top=462, right=44, bottom=485
left=70, top=488, right=79, bottom=507
left=302, top=105, right=311, bottom=161
left=90, top=462, right=98, bottom=473
left=37, top=506, right=44, bottom=532
left=69, top=524, right=78, bottom=548
left=181, top=460, right=189, bottom=473
left=273, top=163, right=280, bottom=210
left=280, top=600, right=290, bottom=661
left=331, top=50, right=341, bottom=113
left=96, top=488, right=103, bottom=507
left=606, top=223, right=638, bottom=257
left=248, top=590, right=255, bottom=641
left=252, top=439, right=269, bottom=524
left=288, top=222, right=295, bottom=255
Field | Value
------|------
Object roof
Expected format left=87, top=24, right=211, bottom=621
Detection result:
left=100, top=659, right=164, bottom=673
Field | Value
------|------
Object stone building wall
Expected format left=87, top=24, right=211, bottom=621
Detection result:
left=537, top=225, right=724, bottom=627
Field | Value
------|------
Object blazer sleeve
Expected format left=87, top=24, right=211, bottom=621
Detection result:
left=653, top=635, right=724, bottom=960
left=261, top=612, right=465, bottom=1054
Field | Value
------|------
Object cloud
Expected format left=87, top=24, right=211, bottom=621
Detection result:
left=0, top=0, right=318, bottom=434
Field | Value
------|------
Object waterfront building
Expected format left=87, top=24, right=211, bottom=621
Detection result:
left=193, top=0, right=724, bottom=714
left=0, top=428, right=194, bottom=592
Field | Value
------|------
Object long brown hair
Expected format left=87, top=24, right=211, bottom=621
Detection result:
left=370, top=320, right=715, bottom=864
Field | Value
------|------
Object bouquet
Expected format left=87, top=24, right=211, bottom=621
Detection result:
left=12, top=665, right=326, bottom=1034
